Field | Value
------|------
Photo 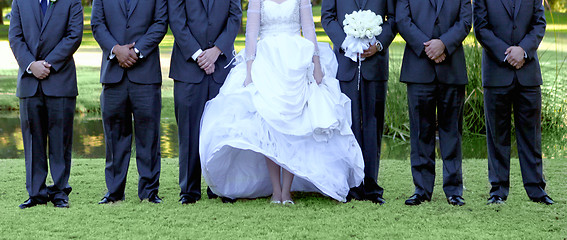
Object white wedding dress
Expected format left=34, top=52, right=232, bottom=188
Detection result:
left=199, top=0, right=364, bottom=202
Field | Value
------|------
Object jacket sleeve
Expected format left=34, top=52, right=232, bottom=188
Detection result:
left=91, top=0, right=120, bottom=53
left=439, top=0, right=471, bottom=55
left=168, top=0, right=206, bottom=61
left=473, top=0, right=510, bottom=62
left=214, top=0, right=242, bottom=55
left=518, top=0, right=546, bottom=60
left=376, top=0, right=398, bottom=51
left=321, top=0, right=346, bottom=49
left=133, top=0, right=168, bottom=57
left=8, top=0, right=36, bottom=72
left=44, top=0, right=83, bottom=72
left=396, top=0, right=430, bottom=56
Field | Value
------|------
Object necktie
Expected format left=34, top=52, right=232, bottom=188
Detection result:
left=40, top=0, right=47, bottom=16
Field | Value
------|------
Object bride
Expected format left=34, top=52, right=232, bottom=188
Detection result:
left=199, top=0, right=364, bottom=203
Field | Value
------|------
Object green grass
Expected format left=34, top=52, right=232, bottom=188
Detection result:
left=0, top=158, right=564, bottom=239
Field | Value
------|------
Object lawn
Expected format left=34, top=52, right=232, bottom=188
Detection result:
left=0, top=157, right=565, bottom=239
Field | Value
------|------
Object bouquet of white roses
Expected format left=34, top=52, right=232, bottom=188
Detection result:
left=342, top=10, right=383, bottom=62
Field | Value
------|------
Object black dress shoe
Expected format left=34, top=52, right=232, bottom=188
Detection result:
left=180, top=196, right=198, bottom=205
left=98, top=197, right=117, bottom=204
left=447, top=196, right=465, bottom=206
left=53, top=199, right=69, bottom=208
left=487, top=195, right=505, bottom=205
left=366, top=194, right=386, bottom=205
left=221, top=197, right=236, bottom=204
left=405, top=194, right=429, bottom=206
left=148, top=194, right=162, bottom=204
left=207, top=187, right=218, bottom=199
left=531, top=195, right=554, bottom=205
left=19, top=199, right=47, bottom=209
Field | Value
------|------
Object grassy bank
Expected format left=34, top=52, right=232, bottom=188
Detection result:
left=0, top=158, right=564, bottom=239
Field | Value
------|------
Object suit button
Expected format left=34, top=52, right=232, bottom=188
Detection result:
left=513, top=25, right=517, bottom=29
left=126, top=25, right=130, bottom=29
left=39, top=38, right=43, bottom=41
left=435, top=20, right=439, bottom=24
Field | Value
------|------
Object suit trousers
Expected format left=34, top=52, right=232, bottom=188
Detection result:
left=175, top=76, right=221, bottom=199
left=340, top=77, right=387, bottom=198
left=407, top=82, right=465, bottom=199
left=484, top=79, right=547, bottom=199
left=101, top=76, right=162, bottom=201
left=20, top=83, right=75, bottom=202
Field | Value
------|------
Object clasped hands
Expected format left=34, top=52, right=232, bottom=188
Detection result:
left=113, top=43, right=138, bottom=68
left=505, top=46, right=525, bottom=69
left=424, top=39, right=446, bottom=63
left=198, top=46, right=222, bottom=75
left=30, top=60, right=52, bottom=79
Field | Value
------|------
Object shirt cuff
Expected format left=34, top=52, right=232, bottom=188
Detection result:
left=376, top=41, right=383, bottom=52
left=109, top=46, right=116, bottom=60
left=192, top=49, right=203, bottom=61
left=134, top=48, right=144, bottom=59
left=26, top=61, right=34, bottom=74
left=503, top=54, right=508, bottom=63
left=524, top=51, right=528, bottom=59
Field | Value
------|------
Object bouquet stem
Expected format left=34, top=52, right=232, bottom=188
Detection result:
left=357, top=53, right=361, bottom=91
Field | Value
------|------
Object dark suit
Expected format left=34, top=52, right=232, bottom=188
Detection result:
left=91, top=0, right=168, bottom=201
left=474, top=0, right=548, bottom=199
left=321, top=0, right=397, bottom=200
left=9, top=0, right=83, bottom=202
left=168, top=0, right=241, bottom=200
left=397, top=0, right=471, bottom=199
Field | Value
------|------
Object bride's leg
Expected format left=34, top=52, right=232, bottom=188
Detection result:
left=281, top=168, right=294, bottom=203
left=265, top=157, right=282, bottom=202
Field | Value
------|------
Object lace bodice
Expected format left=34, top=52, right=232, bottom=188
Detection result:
left=259, top=0, right=301, bottom=38
left=245, top=0, right=319, bottom=61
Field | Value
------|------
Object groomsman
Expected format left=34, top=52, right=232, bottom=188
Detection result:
left=474, top=0, right=553, bottom=205
left=91, top=0, right=168, bottom=204
left=168, top=0, right=241, bottom=204
left=322, top=0, right=398, bottom=205
left=396, top=0, right=471, bottom=205
left=9, top=0, right=83, bottom=209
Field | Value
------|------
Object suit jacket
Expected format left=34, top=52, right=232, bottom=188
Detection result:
left=474, top=0, right=545, bottom=87
left=9, top=0, right=83, bottom=98
left=168, top=0, right=242, bottom=84
left=396, top=0, right=471, bottom=85
left=91, top=0, right=168, bottom=84
left=321, top=0, right=397, bottom=81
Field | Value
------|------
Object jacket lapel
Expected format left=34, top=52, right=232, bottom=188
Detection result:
left=499, top=0, right=513, bottom=18
left=435, top=0, right=444, bottom=19
left=428, top=0, right=436, bottom=8
left=208, top=0, right=214, bottom=13
left=201, top=0, right=208, bottom=11
left=31, top=0, right=42, bottom=30
left=40, top=1, right=55, bottom=34
left=127, top=0, right=139, bottom=19
left=119, top=0, right=127, bottom=17
left=359, top=0, right=368, bottom=9
left=513, top=0, right=522, bottom=20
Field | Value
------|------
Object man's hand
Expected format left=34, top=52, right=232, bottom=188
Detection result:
left=198, top=46, right=222, bottom=73
left=113, top=43, right=137, bottom=68
left=204, top=63, right=215, bottom=75
left=434, top=53, right=446, bottom=64
left=361, top=43, right=379, bottom=58
left=424, top=39, right=446, bottom=61
left=30, top=60, right=51, bottom=79
left=505, top=46, right=526, bottom=69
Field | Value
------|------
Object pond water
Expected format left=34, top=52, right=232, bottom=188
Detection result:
left=0, top=113, right=565, bottom=160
